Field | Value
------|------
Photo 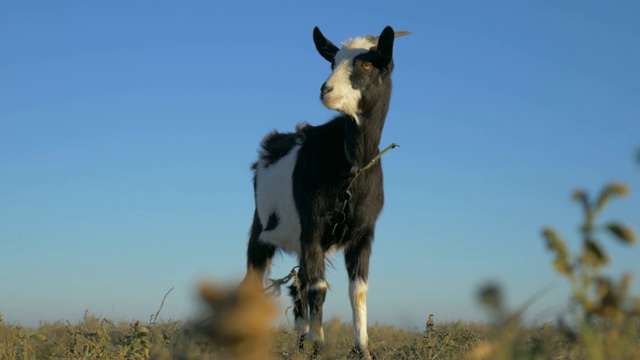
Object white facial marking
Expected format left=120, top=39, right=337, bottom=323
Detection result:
left=321, top=37, right=376, bottom=122
left=349, top=279, right=369, bottom=350
left=255, top=144, right=302, bottom=254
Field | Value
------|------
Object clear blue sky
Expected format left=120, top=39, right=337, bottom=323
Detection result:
left=1, top=1, right=639, bottom=328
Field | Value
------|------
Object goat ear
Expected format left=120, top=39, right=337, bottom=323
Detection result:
left=313, top=26, right=339, bottom=63
left=374, top=26, right=395, bottom=68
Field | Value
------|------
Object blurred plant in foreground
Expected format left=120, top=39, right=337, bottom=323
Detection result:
left=199, top=278, right=277, bottom=360
left=542, top=181, right=639, bottom=358
left=469, top=181, right=639, bottom=360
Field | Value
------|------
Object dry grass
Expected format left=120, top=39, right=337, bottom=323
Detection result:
left=1, top=310, right=638, bottom=359
left=0, top=314, right=517, bottom=359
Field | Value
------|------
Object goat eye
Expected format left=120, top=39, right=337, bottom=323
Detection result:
left=361, top=62, right=373, bottom=71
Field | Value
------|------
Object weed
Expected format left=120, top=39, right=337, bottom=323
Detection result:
left=468, top=181, right=639, bottom=360
left=543, top=181, right=639, bottom=359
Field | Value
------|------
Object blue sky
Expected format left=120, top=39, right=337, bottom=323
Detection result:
left=1, top=1, right=639, bottom=328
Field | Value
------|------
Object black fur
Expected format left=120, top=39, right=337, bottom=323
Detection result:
left=257, top=130, right=302, bottom=167
left=246, top=210, right=276, bottom=271
left=288, top=280, right=306, bottom=350
left=264, top=212, right=279, bottom=231
left=313, top=26, right=339, bottom=64
left=244, top=26, right=399, bottom=355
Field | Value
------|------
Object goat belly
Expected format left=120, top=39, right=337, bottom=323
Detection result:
left=254, top=144, right=302, bottom=254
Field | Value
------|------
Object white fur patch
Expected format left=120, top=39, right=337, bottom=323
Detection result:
left=310, top=321, right=325, bottom=343
left=326, top=244, right=340, bottom=256
left=255, top=144, right=302, bottom=254
left=321, top=36, right=376, bottom=121
left=341, top=37, right=376, bottom=51
left=308, top=280, right=329, bottom=291
left=349, top=279, right=369, bottom=349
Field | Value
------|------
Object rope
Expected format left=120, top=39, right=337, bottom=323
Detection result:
left=265, top=266, right=299, bottom=297
left=331, top=142, right=399, bottom=238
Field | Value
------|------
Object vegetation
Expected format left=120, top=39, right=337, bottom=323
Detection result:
left=470, top=181, right=639, bottom=360
left=0, top=310, right=569, bottom=360
left=1, top=180, right=638, bottom=359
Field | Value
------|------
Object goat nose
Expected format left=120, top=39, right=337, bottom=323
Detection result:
left=321, top=83, right=333, bottom=97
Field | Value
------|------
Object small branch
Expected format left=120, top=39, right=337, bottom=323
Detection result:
left=360, top=142, right=399, bottom=173
left=150, top=287, right=174, bottom=326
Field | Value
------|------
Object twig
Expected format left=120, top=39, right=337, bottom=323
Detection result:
left=359, top=142, right=399, bottom=173
left=149, top=287, right=174, bottom=326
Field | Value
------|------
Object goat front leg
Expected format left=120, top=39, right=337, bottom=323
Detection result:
left=345, top=236, right=373, bottom=359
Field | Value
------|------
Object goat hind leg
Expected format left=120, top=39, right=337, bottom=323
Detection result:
left=242, top=211, right=276, bottom=289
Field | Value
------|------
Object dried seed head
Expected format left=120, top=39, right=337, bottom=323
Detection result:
left=607, top=182, right=630, bottom=197
left=596, top=182, right=630, bottom=210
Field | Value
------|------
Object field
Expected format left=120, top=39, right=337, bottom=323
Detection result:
left=2, top=181, right=638, bottom=360
left=0, top=314, right=555, bottom=359
left=1, top=310, right=638, bottom=359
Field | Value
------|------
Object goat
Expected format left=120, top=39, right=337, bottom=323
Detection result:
left=242, top=26, right=409, bottom=358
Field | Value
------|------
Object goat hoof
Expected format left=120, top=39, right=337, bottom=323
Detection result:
left=310, top=342, right=324, bottom=358
left=296, top=334, right=306, bottom=351
left=350, top=346, right=374, bottom=360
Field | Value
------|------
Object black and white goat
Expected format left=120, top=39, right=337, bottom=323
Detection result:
left=242, top=26, right=408, bottom=357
